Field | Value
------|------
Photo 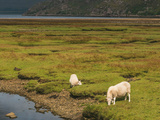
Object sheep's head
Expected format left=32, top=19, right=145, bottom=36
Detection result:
left=78, top=81, right=82, bottom=85
left=106, top=97, right=112, bottom=105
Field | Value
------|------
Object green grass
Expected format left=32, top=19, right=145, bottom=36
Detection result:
left=83, top=79, right=160, bottom=120
left=0, top=19, right=160, bottom=119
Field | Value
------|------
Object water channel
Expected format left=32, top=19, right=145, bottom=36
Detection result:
left=0, top=92, right=63, bottom=120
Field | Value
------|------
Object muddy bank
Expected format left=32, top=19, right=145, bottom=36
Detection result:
left=0, top=79, right=96, bottom=120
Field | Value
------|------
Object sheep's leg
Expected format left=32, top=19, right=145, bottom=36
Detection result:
left=111, top=99, right=114, bottom=104
left=125, top=94, right=127, bottom=101
left=113, top=97, right=116, bottom=105
left=128, top=93, right=130, bottom=102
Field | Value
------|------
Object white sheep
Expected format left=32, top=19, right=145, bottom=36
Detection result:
left=106, top=81, right=131, bottom=105
left=69, top=74, right=82, bottom=88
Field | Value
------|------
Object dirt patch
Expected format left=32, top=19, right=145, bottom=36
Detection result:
left=0, top=79, right=96, bottom=120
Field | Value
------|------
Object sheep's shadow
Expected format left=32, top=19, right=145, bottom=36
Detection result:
left=116, top=96, right=127, bottom=101
left=108, top=96, right=129, bottom=102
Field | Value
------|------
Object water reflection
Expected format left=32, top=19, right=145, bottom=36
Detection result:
left=0, top=92, right=63, bottom=120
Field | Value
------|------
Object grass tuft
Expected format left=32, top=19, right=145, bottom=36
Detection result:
left=24, top=80, right=39, bottom=92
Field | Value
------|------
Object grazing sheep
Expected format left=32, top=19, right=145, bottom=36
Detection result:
left=106, top=81, right=131, bottom=105
left=69, top=74, right=82, bottom=88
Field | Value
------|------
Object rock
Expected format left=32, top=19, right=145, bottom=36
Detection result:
left=6, top=112, right=14, bottom=117
left=37, top=110, right=46, bottom=114
left=35, top=103, right=42, bottom=108
left=49, top=94, right=59, bottom=99
left=14, top=67, right=21, bottom=71
left=6, top=112, right=17, bottom=119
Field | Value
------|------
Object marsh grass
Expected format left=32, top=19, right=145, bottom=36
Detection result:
left=0, top=19, right=160, bottom=119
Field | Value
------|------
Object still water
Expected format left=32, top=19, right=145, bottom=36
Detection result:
left=0, top=92, right=63, bottom=120
left=0, top=14, right=130, bottom=19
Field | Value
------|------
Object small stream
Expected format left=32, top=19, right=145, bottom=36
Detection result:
left=0, top=92, right=63, bottom=120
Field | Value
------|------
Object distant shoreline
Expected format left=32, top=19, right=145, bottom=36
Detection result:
left=0, top=14, right=160, bottom=19
left=23, top=14, right=160, bottom=18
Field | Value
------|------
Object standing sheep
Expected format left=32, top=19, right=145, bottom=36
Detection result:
left=106, top=81, right=131, bottom=105
left=69, top=74, right=82, bottom=88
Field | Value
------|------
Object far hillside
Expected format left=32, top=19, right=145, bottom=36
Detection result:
left=24, top=0, right=160, bottom=17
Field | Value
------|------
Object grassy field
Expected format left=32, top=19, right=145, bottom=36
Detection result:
left=0, top=19, right=160, bottom=119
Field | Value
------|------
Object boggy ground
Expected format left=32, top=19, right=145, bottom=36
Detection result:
left=0, top=19, right=160, bottom=119
left=0, top=79, right=96, bottom=120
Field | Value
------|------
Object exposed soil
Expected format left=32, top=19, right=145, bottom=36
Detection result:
left=0, top=79, right=96, bottom=120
